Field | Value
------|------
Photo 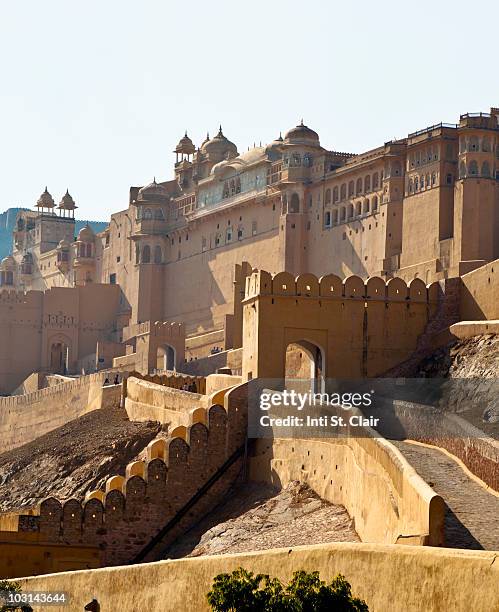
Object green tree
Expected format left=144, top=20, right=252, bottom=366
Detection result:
left=207, top=568, right=368, bottom=611
left=0, top=580, right=32, bottom=612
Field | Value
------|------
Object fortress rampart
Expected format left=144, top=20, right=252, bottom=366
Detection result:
left=10, top=383, right=248, bottom=567
left=242, top=270, right=445, bottom=380
left=0, top=371, right=120, bottom=453
left=18, top=543, right=499, bottom=612
left=249, top=430, right=444, bottom=547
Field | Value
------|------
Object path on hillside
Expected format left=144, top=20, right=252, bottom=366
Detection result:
left=392, top=441, right=499, bottom=550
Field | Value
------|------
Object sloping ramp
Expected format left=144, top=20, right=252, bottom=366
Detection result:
left=392, top=440, right=499, bottom=550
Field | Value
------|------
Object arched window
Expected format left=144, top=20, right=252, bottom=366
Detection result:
left=414, top=176, right=419, bottom=191
left=420, top=175, right=425, bottom=189
left=459, top=161, right=466, bottom=178
left=481, top=161, right=491, bottom=177
left=373, top=172, right=379, bottom=189
left=85, top=243, right=92, bottom=258
left=363, top=199, right=370, bottom=214
left=408, top=179, right=413, bottom=193
left=469, top=136, right=479, bottom=151
left=356, top=178, right=363, bottom=195
left=348, top=204, right=354, bottom=219
left=364, top=175, right=371, bottom=192
left=289, top=193, right=300, bottom=213
left=356, top=202, right=361, bottom=216
left=236, top=177, right=241, bottom=193
left=372, top=196, right=378, bottom=211
left=154, top=245, right=162, bottom=264
left=325, top=188, right=331, bottom=204
left=348, top=181, right=354, bottom=197
left=324, top=211, right=331, bottom=227
left=482, top=137, right=491, bottom=152
left=143, top=208, right=152, bottom=220
left=431, top=173, right=437, bottom=186
left=223, top=182, right=229, bottom=199
left=468, top=160, right=479, bottom=176
left=333, top=186, right=339, bottom=203
left=426, top=174, right=430, bottom=189
left=340, top=184, right=347, bottom=200
left=340, top=207, right=346, bottom=221
left=142, top=244, right=151, bottom=263
left=230, top=179, right=236, bottom=195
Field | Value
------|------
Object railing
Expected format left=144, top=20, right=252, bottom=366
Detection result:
left=408, top=122, right=458, bottom=138
left=460, top=112, right=491, bottom=119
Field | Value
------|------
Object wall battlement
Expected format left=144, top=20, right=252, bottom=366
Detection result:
left=122, top=320, right=185, bottom=342
left=15, top=383, right=248, bottom=566
left=244, top=270, right=439, bottom=303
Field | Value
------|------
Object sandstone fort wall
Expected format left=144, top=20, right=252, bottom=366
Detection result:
left=0, top=372, right=119, bottom=453
left=10, top=383, right=248, bottom=567
left=249, top=431, right=444, bottom=547
left=18, top=542, right=499, bottom=612
left=460, top=258, right=499, bottom=320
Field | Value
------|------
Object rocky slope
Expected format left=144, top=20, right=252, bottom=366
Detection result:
left=164, top=481, right=359, bottom=559
left=415, top=334, right=499, bottom=436
left=0, top=406, right=161, bottom=512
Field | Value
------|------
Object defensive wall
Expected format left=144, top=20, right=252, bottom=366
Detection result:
left=6, top=384, right=248, bottom=568
left=0, top=531, right=100, bottom=579
left=460, top=258, right=499, bottom=320
left=124, top=375, right=210, bottom=428
left=241, top=270, right=443, bottom=380
left=0, top=371, right=121, bottom=453
left=249, top=429, right=444, bottom=547
left=19, top=542, right=499, bottom=612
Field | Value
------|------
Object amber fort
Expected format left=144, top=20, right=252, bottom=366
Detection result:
left=0, top=108, right=498, bottom=611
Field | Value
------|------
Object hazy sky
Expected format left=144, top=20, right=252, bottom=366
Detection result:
left=1, top=0, right=498, bottom=220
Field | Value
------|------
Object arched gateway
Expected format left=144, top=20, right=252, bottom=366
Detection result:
left=242, top=269, right=441, bottom=382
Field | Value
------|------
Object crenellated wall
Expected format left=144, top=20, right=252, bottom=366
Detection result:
left=12, top=383, right=248, bottom=568
left=242, top=270, right=441, bottom=380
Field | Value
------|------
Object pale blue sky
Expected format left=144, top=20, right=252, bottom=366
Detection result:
left=1, top=0, right=498, bottom=220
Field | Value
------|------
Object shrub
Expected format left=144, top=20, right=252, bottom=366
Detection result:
left=0, top=580, right=32, bottom=612
left=207, top=567, right=368, bottom=611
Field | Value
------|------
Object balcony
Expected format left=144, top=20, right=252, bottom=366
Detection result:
left=187, top=186, right=267, bottom=221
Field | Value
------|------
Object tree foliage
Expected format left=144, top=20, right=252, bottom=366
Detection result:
left=207, top=568, right=369, bottom=611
